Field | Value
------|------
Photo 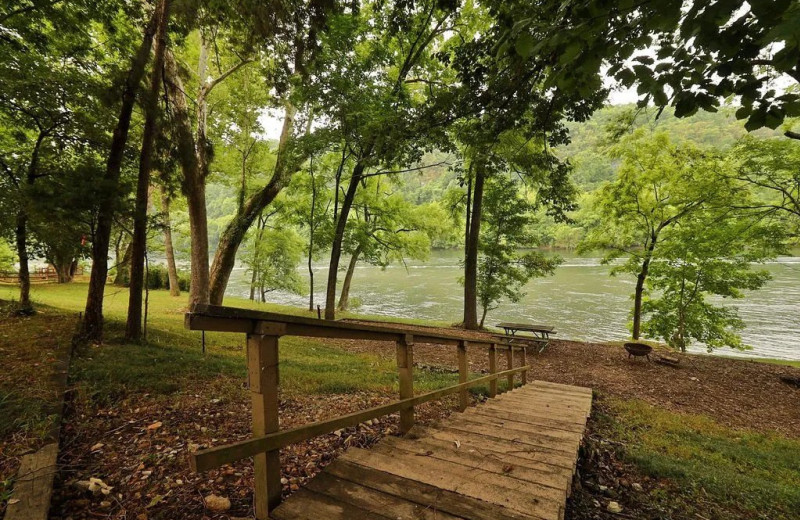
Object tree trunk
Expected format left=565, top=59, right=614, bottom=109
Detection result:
left=127, top=0, right=170, bottom=340
left=82, top=6, right=159, bottom=340
left=15, top=212, right=31, bottom=310
left=463, top=162, right=485, bottom=330
left=114, top=240, right=133, bottom=285
left=208, top=102, right=297, bottom=305
left=632, top=237, right=657, bottom=340
left=324, top=161, right=365, bottom=320
left=164, top=50, right=210, bottom=306
left=337, top=244, right=363, bottom=311
left=161, top=188, right=180, bottom=296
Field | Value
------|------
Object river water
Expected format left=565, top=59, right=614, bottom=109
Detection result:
left=226, top=249, right=800, bottom=361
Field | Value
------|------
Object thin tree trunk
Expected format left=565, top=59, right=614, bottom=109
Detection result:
left=15, top=212, right=31, bottom=310
left=463, top=162, right=485, bottom=330
left=15, top=131, right=47, bottom=311
left=127, top=0, right=170, bottom=340
left=161, top=188, right=180, bottom=296
left=208, top=102, right=297, bottom=305
left=307, top=166, right=317, bottom=311
left=114, top=240, right=133, bottom=285
left=324, top=161, right=365, bottom=320
left=164, top=50, right=210, bottom=306
left=248, top=214, right=268, bottom=301
left=82, top=6, right=159, bottom=340
left=632, top=237, right=657, bottom=340
left=337, top=244, right=363, bottom=311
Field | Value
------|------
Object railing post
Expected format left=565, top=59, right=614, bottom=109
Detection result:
left=396, top=334, right=415, bottom=434
left=458, top=340, right=468, bottom=411
left=488, top=343, right=498, bottom=398
left=506, top=345, right=514, bottom=391
left=248, top=334, right=281, bottom=518
left=519, top=346, right=528, bottom=384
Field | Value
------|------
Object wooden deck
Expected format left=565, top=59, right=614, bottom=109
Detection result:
left=270, top=380, right=593, bottom=520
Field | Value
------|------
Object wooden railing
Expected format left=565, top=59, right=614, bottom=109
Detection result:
left=185, top=304, right=532, bottom=519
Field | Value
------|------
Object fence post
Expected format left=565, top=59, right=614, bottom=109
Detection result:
left=506, top=345, right=514, bottom=391
left=248, top=334, right=281, bottom=518
left=396, top=334, right=415, bottom=433
left=519, top=346, right=528, bottom=384
left=488, top=343, right=498, bottom=398
left=458, top=340, right=468, bottom=411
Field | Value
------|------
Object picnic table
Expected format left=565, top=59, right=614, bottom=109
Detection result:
left=494, top=322, right=556, bottom=353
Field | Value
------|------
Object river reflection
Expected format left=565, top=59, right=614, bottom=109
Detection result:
left=226, top=249, right=800, bottom=361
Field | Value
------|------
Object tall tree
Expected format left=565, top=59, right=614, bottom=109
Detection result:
left=318, top=0, right=460, bottom=319
left=580, top=131, right=723, bottom=339
left=126, top=0, right=171, bottom=340
left=207, top=0, right=334, bottom=305
left=82, top=5, right=160, bottom=339
left=163, top=29, right=253, bottom=306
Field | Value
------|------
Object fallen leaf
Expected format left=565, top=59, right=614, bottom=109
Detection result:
left=8, top=498, right=19, bottom=505
left=453, top=440, right=461, bottom=448
left=147, top=421, right=163, bottom=431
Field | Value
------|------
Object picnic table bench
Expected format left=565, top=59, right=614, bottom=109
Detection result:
left=494, top=322, right=556, bottom=353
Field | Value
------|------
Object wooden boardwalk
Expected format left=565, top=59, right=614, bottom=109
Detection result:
left=271, top=380, right=593, bottom=520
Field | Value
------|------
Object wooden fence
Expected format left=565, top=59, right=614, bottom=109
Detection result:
left=0, top=266, right=84, bottom=284
left=185, top=304, right=532, bottom=519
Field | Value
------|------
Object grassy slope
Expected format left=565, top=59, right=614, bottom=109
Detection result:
left=3, top=282, right=799, bottom=519
left=597, top=399, right=800, bottom=519
left=0, top=283, right=460, bottom=401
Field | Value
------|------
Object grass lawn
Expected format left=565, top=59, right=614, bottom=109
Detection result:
left=0, top=282, right=463, bottom=401
left=590, top=398, right=800, bottom=520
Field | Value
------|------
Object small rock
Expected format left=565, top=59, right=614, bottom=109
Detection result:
left=632, top=482, right=643, bottom=492
left=607, top=501, right=623, bottom=513
left=204, top=494, right=231, bottom=512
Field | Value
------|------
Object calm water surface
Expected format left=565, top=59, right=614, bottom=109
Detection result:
left=226, top=249, right=800, bottom=361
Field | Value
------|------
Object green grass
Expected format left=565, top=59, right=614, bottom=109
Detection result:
left=598, top=399, right=800, bottom=519
left=0, top=283, right=466, bottom=400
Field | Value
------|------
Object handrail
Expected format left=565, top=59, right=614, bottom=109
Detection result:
left=184, top=305, right=532, bottom=519
left=190, top=364, right=529, bottom=472
left=186, top=303, right=497, bottom=346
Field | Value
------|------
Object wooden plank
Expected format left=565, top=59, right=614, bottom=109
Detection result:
left=492, top=395, right=592, bottom=413
left=444, top=416, right=583, bottom=449
left=305, top=472, right=463, bottom=520
left=368, top=441, right=567, bottom=504
left=248, top=334, right=281, bottom=518
left=527, top=381, right=592, bottom=396
left=388, top=434, right=573, bottom=480
left=464, top=407, right=588, bottom=434
left=410, top=426, right=577, bottom=470
left=341, top=448, right=561, bottom=520
left=380, top=436, right=570, bottom=493
left=489, top=344, right=498, bottom=398
left=435, top=421, right=579, bottom=456
left=192, top=366, right=531, bottom=472
left=506, top=346, right=514, bottom=390
left=476, top=403, right=589, bottom=426
left=396, top=334, right=414, bottom=433
left=519, top=347, right=528, bottom=384
left=458, top=340, right=468, bottom=412
left=447, top=415, right=583, bottom=443
left=5, top=443, right=58, bottom=520
left=515, top=385, right=593, bottom=400
left=327, top=459, right=529, bottom=520
left=270, top=487, right=390, bottom=520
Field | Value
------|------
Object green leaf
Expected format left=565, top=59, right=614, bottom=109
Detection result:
left=514, top=32, right=535, bottom=58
